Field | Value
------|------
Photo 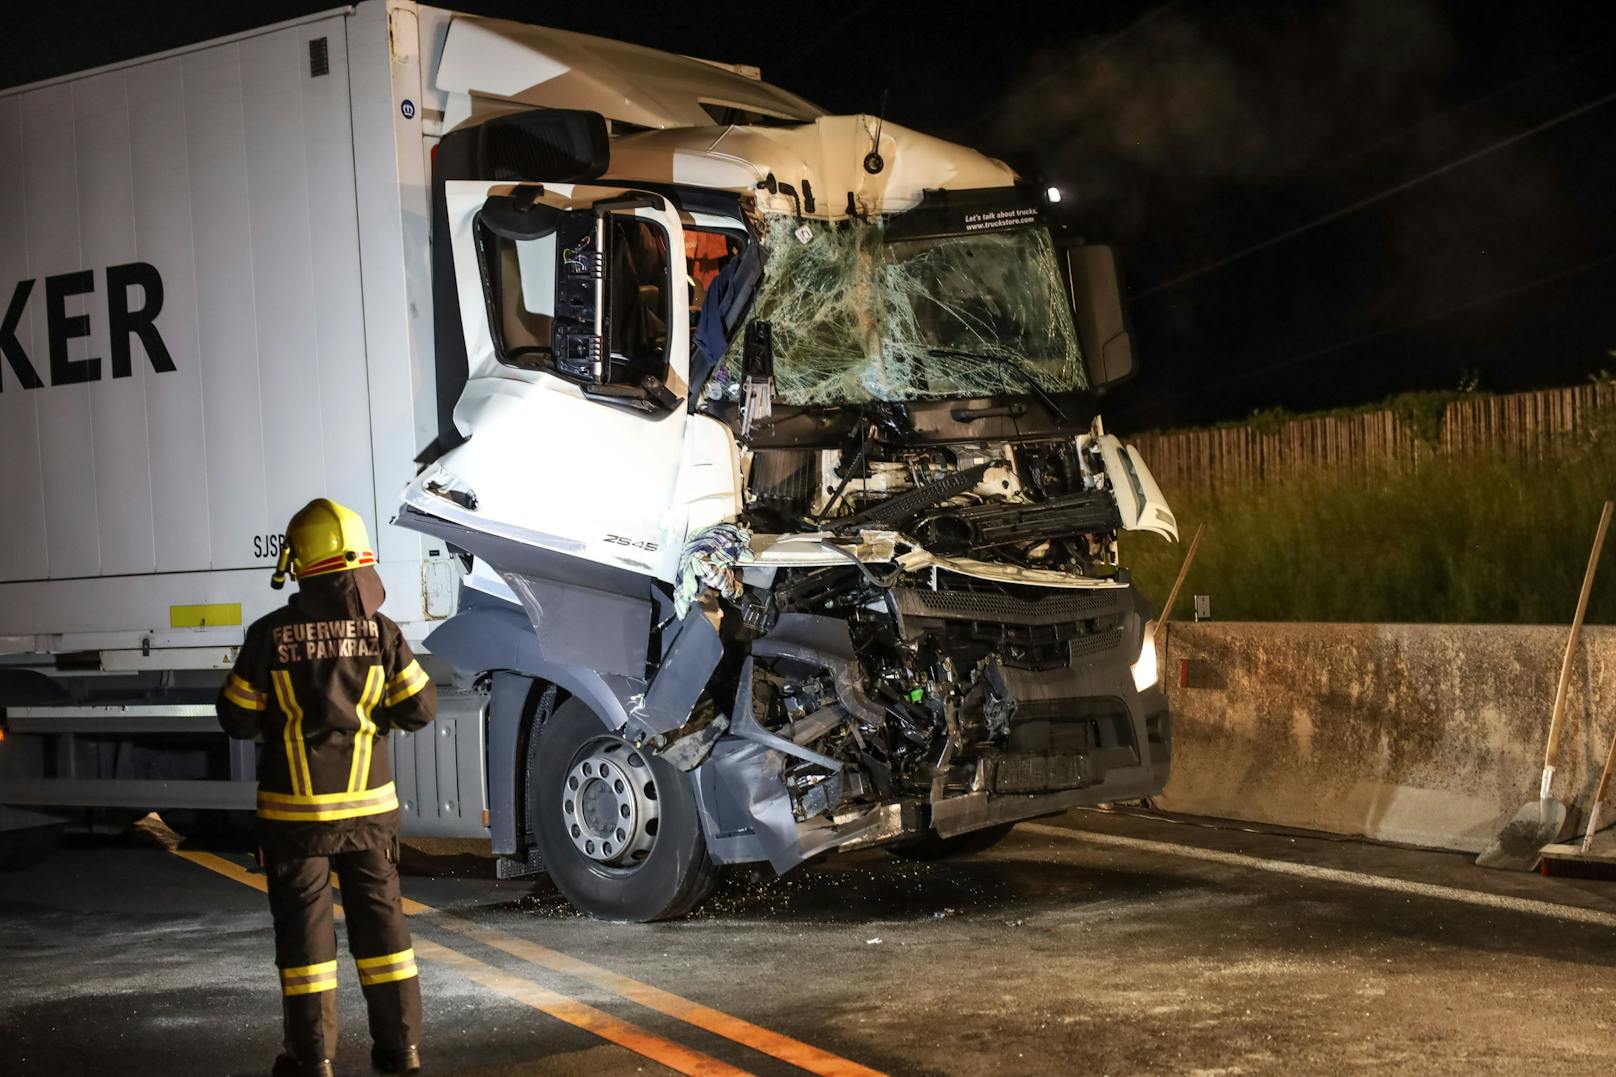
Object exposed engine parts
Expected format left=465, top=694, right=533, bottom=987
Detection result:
left=837, top=462, right=992, bottom=531
left=746, top=435, right=1123, bottom=577
left=911, top=489, right=1119, bottom=557
left=705, top=429, right=1146, bottom=827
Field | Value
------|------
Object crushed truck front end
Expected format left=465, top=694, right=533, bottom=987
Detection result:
left=688, top=426, right=1176, bottom=875
left=400, top=71, right=1179, bottom=917
left=722, top=410, right=1177, bottom=855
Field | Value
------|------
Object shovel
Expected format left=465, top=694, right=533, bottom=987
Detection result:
left=1477, top=500, right=1612, bottom=870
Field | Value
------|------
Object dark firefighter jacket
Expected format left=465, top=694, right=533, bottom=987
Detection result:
left=216, top=567, right=436, bottom=858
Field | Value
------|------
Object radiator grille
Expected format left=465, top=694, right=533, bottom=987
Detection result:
left=1069, top=629, right=1124, bottom=658
left=749, top=450, right=819, bottom=508
left=893, top=585, right=1129, bottom=626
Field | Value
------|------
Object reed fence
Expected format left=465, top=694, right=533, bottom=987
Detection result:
left=1130, top=382, right=1616, bottom=497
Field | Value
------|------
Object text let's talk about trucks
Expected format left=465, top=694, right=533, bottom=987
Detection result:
left=0, top=1, right=1178, bottom=920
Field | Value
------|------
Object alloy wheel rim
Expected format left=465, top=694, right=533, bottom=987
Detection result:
left=561, top=737, right=660, bottom=869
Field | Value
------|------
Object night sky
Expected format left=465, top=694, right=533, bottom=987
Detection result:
left=6, top=1, right=1616, bottom=433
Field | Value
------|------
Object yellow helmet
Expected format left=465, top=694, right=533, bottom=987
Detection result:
left=271, top=498, right=376, bottom=589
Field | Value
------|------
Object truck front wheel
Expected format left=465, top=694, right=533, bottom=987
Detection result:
left=526, top=698, right=719, bottom=922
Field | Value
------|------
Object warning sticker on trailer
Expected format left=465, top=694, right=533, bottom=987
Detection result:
left=170, top=603, right=243, bottom=628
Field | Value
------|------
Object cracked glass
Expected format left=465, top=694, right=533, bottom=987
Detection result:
left=721, top=215, right=1084, bottom=406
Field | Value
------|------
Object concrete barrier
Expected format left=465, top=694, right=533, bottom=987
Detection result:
left=1156, top=622, right=1616, bottom=853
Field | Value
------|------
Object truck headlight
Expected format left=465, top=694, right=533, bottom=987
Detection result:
left=1130, top=621, right=1159, bottom=692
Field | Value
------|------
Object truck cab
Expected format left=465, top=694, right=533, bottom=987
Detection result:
left=0, top=3, right=1176, bottom=921
left=399, top=18, right=1178, bottom=920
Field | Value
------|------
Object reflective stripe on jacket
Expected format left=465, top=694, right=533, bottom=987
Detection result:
left=217, top=571, right=436, bottom=854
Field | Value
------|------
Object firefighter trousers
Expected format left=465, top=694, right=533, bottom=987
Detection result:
left=266, top=845, right=422, bottom=1062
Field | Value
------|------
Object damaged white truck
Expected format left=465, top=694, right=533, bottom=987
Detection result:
left=0, top=1, right=1176, bottom=919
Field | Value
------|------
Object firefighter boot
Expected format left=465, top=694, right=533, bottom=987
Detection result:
left=371, top=1045, right=421, bottom=1074
left=271, top=1053, right=335, bottom=1077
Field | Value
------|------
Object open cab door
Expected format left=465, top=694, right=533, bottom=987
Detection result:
left=405, top=178, right=700, bottom=581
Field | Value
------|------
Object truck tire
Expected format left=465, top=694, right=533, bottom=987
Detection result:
left=526, top=698, right=719, bottom=922
left=887, top=823, right=1016, bottom=861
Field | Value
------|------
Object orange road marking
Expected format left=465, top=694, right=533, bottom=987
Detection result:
left=442, top=919, right=891, bottom=1077
left=175, top=847, right=887, bottom=1076
left=172, top=848, right=753, bottom=1077
left=412, top=938, right=752, bottom=1077
left=173, top=848, right=267, bottom=893
left=395, top=889, right=886, bottom=1075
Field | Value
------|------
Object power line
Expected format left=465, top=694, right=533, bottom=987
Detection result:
left=1113, top=248, right=1616, bottom=417
left=1129, top=35, right=1616, bottom=257
left=1133, top=84, right=1616, bottom=301
left=951, top=0, right=1185, bottom=137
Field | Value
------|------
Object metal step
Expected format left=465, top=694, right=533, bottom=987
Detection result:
left=0, top=778, right=256, bottom=811
left=5, top=704, right=219, bottom=734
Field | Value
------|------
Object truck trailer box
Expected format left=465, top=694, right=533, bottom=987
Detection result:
left=0, top=3, right=447, bottom=663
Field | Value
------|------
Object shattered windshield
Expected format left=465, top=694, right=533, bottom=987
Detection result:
left=720, top=215, right=1084, bottom=406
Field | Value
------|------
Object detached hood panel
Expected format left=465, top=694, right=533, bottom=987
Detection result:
left=435, top=15, right=823, bottom=130
left=605, top=117, right=1020, bottom=220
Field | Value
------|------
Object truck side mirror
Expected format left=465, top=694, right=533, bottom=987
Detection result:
left=479, top=187, right=562, bottom=240
left=1063, top=244, right=1138, bottom=390
left=475, top=109, right=610, bottom=183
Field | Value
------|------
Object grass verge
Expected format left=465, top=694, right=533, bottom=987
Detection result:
left=1121, top=421, right=1616, bottom=624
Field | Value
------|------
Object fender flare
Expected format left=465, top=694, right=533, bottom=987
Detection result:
left=424, top=598, right=645, bottom=853
left=425, top=599, right=642, bottom=727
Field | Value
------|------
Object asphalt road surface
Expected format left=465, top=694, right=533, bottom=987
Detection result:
left=3, top=808, right=1615, bottom=1076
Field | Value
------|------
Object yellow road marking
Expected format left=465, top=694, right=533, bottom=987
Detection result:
left=172, top=849, right=753, bottom=1077
left=441, top=918, right=891, bottom=1077
left=412, top=938, right=751, bottom=1077
left=176, top=847, right=889, bottom=1076
left=401, top=886, right=885, bottom=1076
left=173, top=848, right=267, bottom=893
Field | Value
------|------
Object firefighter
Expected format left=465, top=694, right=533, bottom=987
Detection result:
left=217, top=498, right=436, bottom=1077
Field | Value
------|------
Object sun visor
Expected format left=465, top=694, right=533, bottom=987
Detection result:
left=474, top=110, right=610, bottom=183
left=883, top=187, right=1044, bottom=241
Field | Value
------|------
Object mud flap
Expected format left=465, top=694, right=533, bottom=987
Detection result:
left=392, top=690, right=490, bottom=839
